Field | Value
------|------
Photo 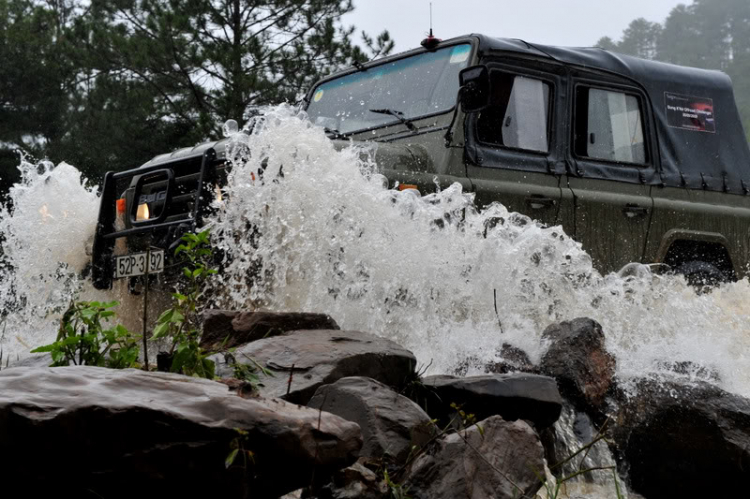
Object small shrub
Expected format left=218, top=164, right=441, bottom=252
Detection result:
left=31, top=300, right=140, bottom=368
left=152, top=229, right=217, bottom=379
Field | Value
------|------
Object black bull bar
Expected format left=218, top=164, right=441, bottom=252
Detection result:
left=91, top=149, right=217, bottom=290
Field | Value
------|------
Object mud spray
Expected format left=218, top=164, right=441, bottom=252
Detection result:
left=2, top=106, right=748, bottom=497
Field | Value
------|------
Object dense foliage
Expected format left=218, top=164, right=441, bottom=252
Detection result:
left=0, top=0, right=393, bottom=195
left=597, top=0, right=750, bottom=142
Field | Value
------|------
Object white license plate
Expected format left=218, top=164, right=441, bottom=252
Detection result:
left=114, top=250, right=165, bottom=279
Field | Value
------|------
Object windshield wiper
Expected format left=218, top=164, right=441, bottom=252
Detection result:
left=324, top=127, right=349, bottom=140
left=368, top=108, right=417, bottom=131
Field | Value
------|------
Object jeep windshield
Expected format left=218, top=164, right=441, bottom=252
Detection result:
left=306, top=44, right=472, bottom=135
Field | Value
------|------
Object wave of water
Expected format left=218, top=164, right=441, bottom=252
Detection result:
left=2, top=106, right=750, bottom=401
left=209, top=106, right=750, bottom=398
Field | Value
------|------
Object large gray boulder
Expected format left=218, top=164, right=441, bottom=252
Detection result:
left=613, top=379, right=750, bottom=499
left=419, top=373, right=563, bottom=430
left=0, top=366, right=362, bottom=498
left=404, top=416, right=545, bottom=499
left=309, top=377, right=435, bottom=468
left=201, top=310, right=339, bottom=350
left=216, top=329, right=417, bottom=405
left=540, top=317, right=616, bottom=415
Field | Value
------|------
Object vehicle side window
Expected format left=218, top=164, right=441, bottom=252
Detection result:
left=477, top=73, right=550, bottom=153
left=574, top=86, right=646, bottom=164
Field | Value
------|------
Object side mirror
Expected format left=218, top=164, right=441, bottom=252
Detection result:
left=459, top=65, right=490, bottom=113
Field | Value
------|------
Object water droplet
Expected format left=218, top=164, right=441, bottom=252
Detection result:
left=223, top=119, right=239, bottom=137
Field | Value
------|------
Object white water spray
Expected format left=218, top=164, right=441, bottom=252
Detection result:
left=1, top=106, right=749, bottom=401
left=208, top=105, right=750, bottom=399
left=0, top=157, right=94, bottom=353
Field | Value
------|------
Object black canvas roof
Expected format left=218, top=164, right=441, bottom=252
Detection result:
left=472, top=34, right=750, bottom=193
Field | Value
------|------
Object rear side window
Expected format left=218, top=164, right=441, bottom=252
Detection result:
left=574, top=86, right=646, bottom=164
left=477, top=73, right=551, bottom=153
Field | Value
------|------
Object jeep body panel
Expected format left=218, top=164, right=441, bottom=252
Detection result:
left=646, top=187, right=750, bottom=277
left=93, top=33, right=750, bottom=289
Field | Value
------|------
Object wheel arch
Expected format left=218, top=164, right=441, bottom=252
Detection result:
left=655, top=229, right=736, bottom=280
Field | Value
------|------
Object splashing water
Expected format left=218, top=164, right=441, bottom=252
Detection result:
left=0, top=155, right=115, bottom=358
left=206, top=105, right=750, bottom=398
left=1, top=106, right=750, bottom=402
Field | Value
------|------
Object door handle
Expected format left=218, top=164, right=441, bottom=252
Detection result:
left=623, top=204, right=649, bottom=219
left=524, top=196, right=556, bottom=210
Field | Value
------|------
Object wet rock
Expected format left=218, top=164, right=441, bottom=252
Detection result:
left=0, top=366, right=361, bottom=498
left=541, top=402, right=621, bottom=488
left=308, top=377, right=434, bottom=468
left=486, top=343, right=537, bottom=374
left=613, top=379, right=750, bottom=499
left=419, top=373, right=563, bottom=430
left=201, top=309, right=339, bottom=350
left=216, top=329, right=417, bottom=405
left=313, top=459, right=389, bottom=499
left=404, top=416, right=545, bottom=499
left=540, top=318, right=616, bottom=414
left=655, top=359, right=721, bottom=382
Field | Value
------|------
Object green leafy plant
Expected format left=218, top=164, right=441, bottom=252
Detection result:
left=152, top=229, right=217, bottom=378
left=383, top=468, right=412, bottom=499
left=226, top=428, right=255, bottom=469
left=228, top=349, right=274, bottom=390
left=31, top=300, right=140, bottom=368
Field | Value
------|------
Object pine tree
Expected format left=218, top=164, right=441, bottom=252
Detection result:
left=0, top=0, right=393, bottom=191
left=85, top=0, right=393, bottom=137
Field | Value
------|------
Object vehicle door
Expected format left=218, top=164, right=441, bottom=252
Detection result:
left=464, top=62, right=566, bottom=229
left=565, top=76, right=657, bottom=274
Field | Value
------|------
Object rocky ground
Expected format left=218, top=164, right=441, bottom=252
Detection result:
left=2, top=312, right=749, bottom=499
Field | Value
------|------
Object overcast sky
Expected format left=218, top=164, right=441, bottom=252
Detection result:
left=344, top=0, right=688, bottom=53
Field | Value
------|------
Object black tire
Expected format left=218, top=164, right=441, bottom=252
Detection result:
left=675, top=261, right=725, bottom=290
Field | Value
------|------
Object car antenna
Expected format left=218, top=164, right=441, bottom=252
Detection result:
left=421, top=2, right=440, bottom=50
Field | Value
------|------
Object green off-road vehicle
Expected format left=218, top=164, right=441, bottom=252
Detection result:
left=91, top=34, right=750, bottom=290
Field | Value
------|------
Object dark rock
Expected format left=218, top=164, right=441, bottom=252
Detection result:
left=313, top=459, right=388, bottom=499
left=201, top=309, right=340, bottom=350
left=450, top=344, right=537, bottom=377
left=309, top=377, right=434, bottom=468
left=613, top=379, right=750, bottom=499
left=655, top=359, right=721, bottom=382
left=216, top=329, right=417, bottom=405
left=419, top=373, right=562, bottom=430
left=404, top=416, right=545, bottom=499
left=156, top=351, right=173, bottom=372
left=201, top=309, right=238, bottom=347
left=540, top=318, right=616, bottom=414
left=486, top=343, right=537, bottom=374
left=0, top=366, right=361, bottom=498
